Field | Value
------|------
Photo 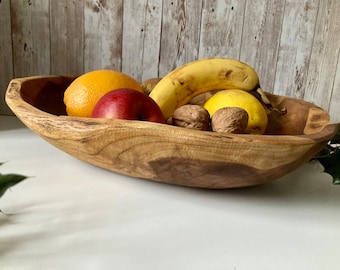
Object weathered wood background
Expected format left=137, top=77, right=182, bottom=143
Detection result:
left=1, top=0, right=339, bottom=122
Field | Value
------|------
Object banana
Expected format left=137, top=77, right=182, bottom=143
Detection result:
left=149, top=58, right=277, bottom=120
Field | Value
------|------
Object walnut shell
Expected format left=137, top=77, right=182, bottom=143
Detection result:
left=172, top=104, right=210, bottom=131
left=211, top=107, right=249, bottom=134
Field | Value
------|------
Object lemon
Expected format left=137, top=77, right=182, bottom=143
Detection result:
left=203, top=89, right=268, bottom=134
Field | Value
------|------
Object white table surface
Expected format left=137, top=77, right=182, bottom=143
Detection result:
left=0, top=115, right=339, bottom=270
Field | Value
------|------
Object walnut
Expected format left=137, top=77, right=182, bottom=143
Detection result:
left=171, top=104, right=210, bottom=131
left=211, top=107, right=249, bottom=134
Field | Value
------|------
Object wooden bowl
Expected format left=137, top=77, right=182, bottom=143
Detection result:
left=5, top=76, right=339, bottom=189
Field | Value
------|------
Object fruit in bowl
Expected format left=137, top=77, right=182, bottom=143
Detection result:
left=91, top=88, right=165, bottom=123
left=5, top=58, right=339, bottom=189
left=203, top=89, right=268, bottom=134
left=63, top=69, right=143, bottom=118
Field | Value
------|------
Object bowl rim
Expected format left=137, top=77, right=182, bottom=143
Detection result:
left=5, top=75, right=340, bottom=189
left=5, top=75, right=339, bottom=146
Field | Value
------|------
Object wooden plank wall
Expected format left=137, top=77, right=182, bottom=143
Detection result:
left=1, top=0, right=339, bottom=122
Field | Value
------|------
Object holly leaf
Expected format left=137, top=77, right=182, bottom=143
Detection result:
left=0, top=173, right=28, bottom=198
left=0, top=162, right=29, bottom=199
left=314, top=128, right=340, bottom=185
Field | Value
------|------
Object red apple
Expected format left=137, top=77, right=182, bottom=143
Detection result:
left=91, top=88, right=165, bottom=123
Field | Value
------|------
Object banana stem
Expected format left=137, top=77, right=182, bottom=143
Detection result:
left=252, top=87, right=287, bottom=115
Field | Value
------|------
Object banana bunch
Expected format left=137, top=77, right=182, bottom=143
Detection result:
left=149, top=58, right=276, bottom=120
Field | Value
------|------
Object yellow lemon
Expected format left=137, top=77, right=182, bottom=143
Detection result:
left=203, top=89, right=268, bottom=134
left=64, top=70, right=142, bottom=117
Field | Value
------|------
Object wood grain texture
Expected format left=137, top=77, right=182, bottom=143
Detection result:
left=121, top=0, right=163, bottom=80
left=84, top=0, right=123, bottom=72
left=122, top=0, right=149, bottom=80
left=1, top=0, right=340, bottom=122
left=50, top=0, right=84, bottom=75
left=199, top=0, right=244, bottom=59
left=158, top=0, right=203, bottom=76
left=303, top=0, right=340, bottom=112
left=10, top=0, right=50, bottom=76
left=5, top=76, right=338, bottom=188
left=0, top=0, right=13, bottom=115
left=273, top=0, right=319, bottom=99
left=240, top=0, right=285, bottom=93
left=140, top=0, right=163, bottom=80
left=328, top=53, right=340, bottom=123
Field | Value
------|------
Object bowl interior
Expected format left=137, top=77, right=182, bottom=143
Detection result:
left=19, top=76, right=74, bottom=116
left=6, top=76, right=339, bottom=189
left=18, top=76, right=330, bottom=136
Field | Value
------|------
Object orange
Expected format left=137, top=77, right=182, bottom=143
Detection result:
left=64, top=69, right=142, bottom=117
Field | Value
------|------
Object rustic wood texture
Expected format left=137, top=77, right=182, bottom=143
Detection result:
left=199, top=0, right=244, bottom=59
left=140, top=0, right=163, bottom=80
left=84, top=0, right=123, bottom=72
left=303, top=0, right=340, bottom=118
left=10, top=0, right=51, bottom=77
left=273, top=0, right=319, bottom=99
left=1, top=0, right=339, bottom=122
left=0, top=0, right=13, bottom=115
left=240, top=0, right=285, bottom=93
left=158, top=0, right=203, bottom=76
left=122, top=0, right=146, bottom=78
left=329, top=56, right=340, bottom=119
left=5, top=76, right=339, bottom=188
left=50, top=1, right=85, bottom=75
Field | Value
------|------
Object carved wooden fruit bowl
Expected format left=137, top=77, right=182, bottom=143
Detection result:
left=5, top=76, right=339, bottom=189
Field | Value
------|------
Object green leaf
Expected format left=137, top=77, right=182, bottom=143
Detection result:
left=0, top=173, right=29, bottom=198
left=314, top=128, right=340, bottom=185
left=0, top=162, right=29, bottom=199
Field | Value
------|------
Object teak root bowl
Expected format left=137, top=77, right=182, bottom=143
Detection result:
left=5, top=76, right=339, bottom=189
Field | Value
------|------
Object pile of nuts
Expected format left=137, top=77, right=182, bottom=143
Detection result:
left=169, top=104, right=249, bottom=134
left=142, top=78, right=250, bottom=134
